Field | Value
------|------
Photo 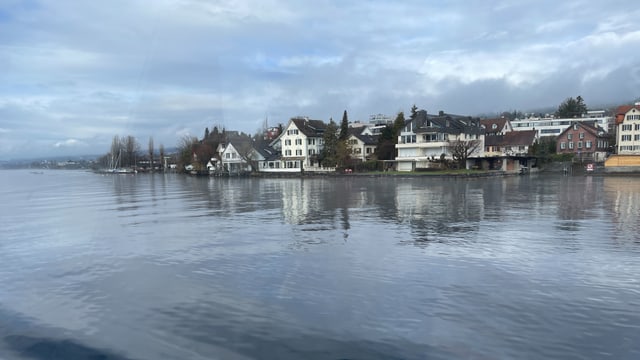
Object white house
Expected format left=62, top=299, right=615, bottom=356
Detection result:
left=347, top=128, right=378, bottom=162
left=615, top=104, right=640, bottom=155
left=395, top=110, right=485, bottom=171
left=278, top=117, right=326, bottom=169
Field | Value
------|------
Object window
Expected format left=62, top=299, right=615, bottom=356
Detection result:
left=366, top=148, right=371, bottom=154
left=284, top=150, right=291, bottom=156
left=569, top=142, right=574, bottom=149
left=295, top=149, right=302, bottom=156
left=579, top=132, right=584, bottom=139
left=573, top=124, right=578, bottom=130
left=636, top=124, right=640, bottom=131
left=492, top=124, right=498, bottom=129
left=635, top=135, right=640, bottom=141
left=622, top=135, right=632, bottom=141
left=578, top=141, right=582, bottom=149
left=287, top=129, right=299, bottom=135
left=308, top=138, right=315, bottom=145
left=622, top=124, right=632, bottom=131
left=308, top=149, right=315, bottom=155
left=295, top=139, right=302, bottom=145
left=586, top=141, right=592, bottom=148
left=560, top=142, right=566, bottom=149
left=567, top=133, right=572, bottom=140
left=284, top=139, right=291, bottom=146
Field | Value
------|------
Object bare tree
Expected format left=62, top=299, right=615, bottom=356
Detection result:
left=448, top=139, right=481, bottom=169
left=177, top=135, right=198, bottom=171
left=159, top=143, right=165, bottom=171
left=148, top=136, right=154, bottom=171
left=235, top=140, right=259, bottom=172
left=109, top=135, right=123, bottom=168
left=123, top=135, right=140, bottom=168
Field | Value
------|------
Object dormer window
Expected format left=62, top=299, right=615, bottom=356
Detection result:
left=492, top=124, right=498, bottom=130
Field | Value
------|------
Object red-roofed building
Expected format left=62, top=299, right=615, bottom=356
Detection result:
left=615, top=104, right=640, bottom=155
left=556, top=122, right=609, bottom=162
left=480, top=118, right=512, bottom=136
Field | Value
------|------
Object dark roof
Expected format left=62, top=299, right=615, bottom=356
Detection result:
left=411, top=110, right=483, bottom=135
left=480, top=118, right=508, bottom=132
left=350, top=132, right=378, bottom=145
left=557, top=122, right=607, bottom=139
left=254, top=144, right=280, bottom=161
left=485, top=130, right=537, bottom=147
left=291, top=118, right=326, bottom=137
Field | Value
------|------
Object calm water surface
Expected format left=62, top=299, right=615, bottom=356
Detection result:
left=1, top=170, right=639, bottom=359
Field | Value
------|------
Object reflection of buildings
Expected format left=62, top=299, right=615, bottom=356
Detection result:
left=395, top=181, right=484, bottom=243
left=555, top=176, right=601, bottom=222
left=603, top=177, right=640, bottom=242
left=281, top=179, right=313, bottom=225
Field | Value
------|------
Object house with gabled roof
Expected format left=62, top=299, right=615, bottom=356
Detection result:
left=480, top=118, right=512, bottom=136
left=605, top=103, right=640, bottom=170
left=276, top=116, right=327, bottom=170
left=482, top=130, right=537, bottom=172
left=218, top=135, right=255, bottom=174
left=395, top=110, right=484, bottom=171
left=347, top=128, right=378, bottom=162
left=614, top=103, right=640, bottom=155
left=556, top=122, right=609, bottom=163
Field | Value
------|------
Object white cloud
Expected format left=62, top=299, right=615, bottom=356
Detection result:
left=53, top=139, right=87, bottom=148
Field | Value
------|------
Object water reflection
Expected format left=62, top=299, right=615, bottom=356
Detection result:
left=2, top=171, right=640, bottom=359
left=603, top=176, right=640, bottom=244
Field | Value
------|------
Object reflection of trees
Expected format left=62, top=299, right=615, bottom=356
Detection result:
left=111, top=174, right=140, bottom=211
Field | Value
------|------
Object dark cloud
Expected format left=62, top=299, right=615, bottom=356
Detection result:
left=1, top=0, right=639, bottom=159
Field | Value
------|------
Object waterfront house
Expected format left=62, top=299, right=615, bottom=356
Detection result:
left=278, top=117, right=326, bottom=170
left=395, top=110, right=485, bottom=171
left=347, top=128, right=378, bottom=162
left=219, top=136, right=258, bottom=174
left=556, top=122, right=609, bottom=163
left=614, top=103, right=640, bottom=155
left=482, top=130, right=537, bottom=172
left=605, top=103, right=640, bottom=170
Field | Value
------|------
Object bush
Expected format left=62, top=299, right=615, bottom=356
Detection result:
left=550, top=153, right=574, bottom=162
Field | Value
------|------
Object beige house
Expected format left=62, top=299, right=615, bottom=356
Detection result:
left=615, top=104, right=640, bottom=155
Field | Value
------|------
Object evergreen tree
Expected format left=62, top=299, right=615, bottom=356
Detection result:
left=375, top=125, right=396, bottom=160
left=339, top=110, right=349, bottom=140
left=204, top=127, right=210, bottom=140
left=556, top=96, right=588, bottom=118
left=410, top=104, right=418, bottom=120
left=321, top=119, right=339, bottom=167
left=392, top=112, right=406, bottom=142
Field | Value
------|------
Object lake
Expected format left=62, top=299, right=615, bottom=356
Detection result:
left=1, top=170, right=639, bottom=359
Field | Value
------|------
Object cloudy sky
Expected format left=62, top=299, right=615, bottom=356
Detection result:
left=1, top=0, right=639, bottom=159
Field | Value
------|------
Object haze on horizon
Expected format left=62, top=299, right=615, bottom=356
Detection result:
left=1, top=0, right=639, bottom=160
